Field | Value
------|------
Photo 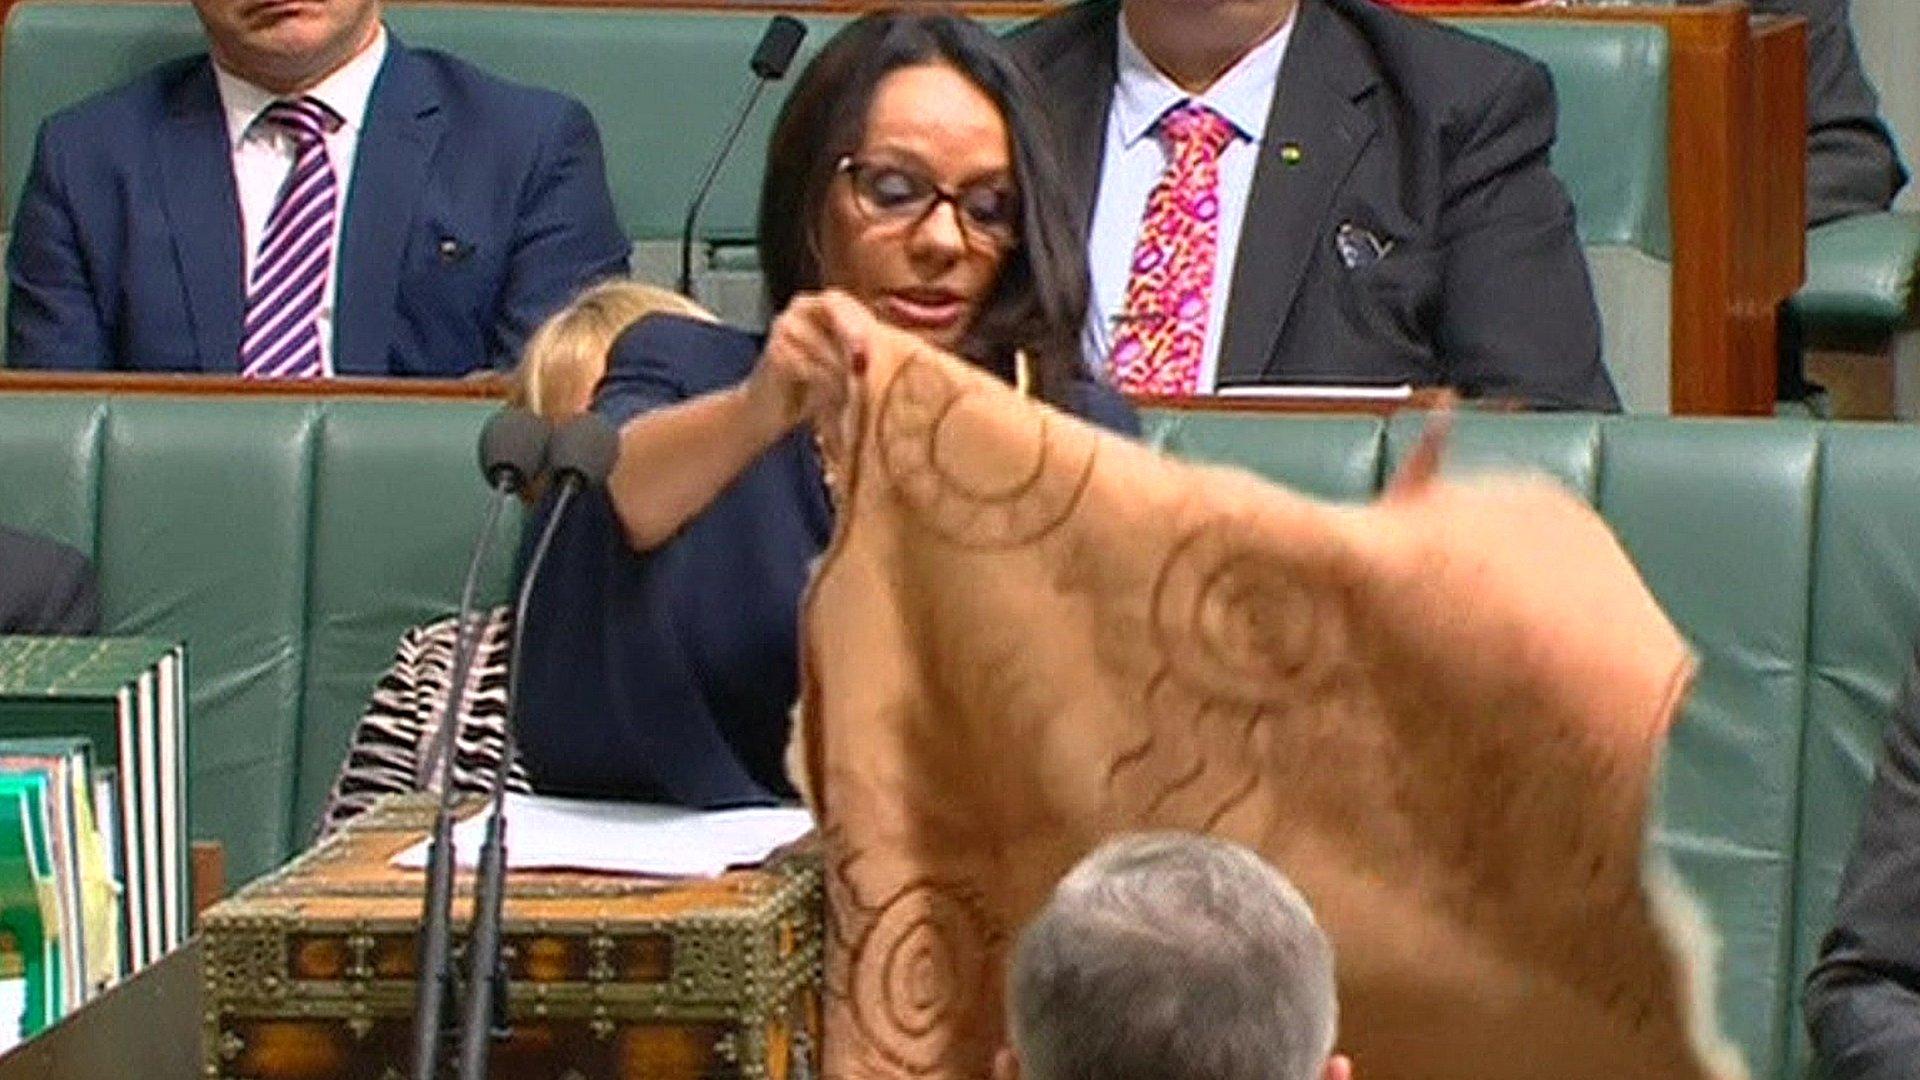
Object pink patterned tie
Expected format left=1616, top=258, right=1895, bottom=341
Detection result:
left=1108, top=102, right=1237, bottom=396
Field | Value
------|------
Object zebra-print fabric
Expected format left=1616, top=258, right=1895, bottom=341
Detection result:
left=318, top=606, right=533, bottom=837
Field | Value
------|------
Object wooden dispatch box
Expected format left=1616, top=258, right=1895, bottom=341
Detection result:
left=199, top=795, right=821, bottom=1079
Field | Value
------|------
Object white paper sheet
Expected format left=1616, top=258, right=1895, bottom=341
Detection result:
left=1216, top=382, right=1414, bottom=400
left=389, top=793, right=814, bottom=878
left=0, top=977, right=23, bottom=1050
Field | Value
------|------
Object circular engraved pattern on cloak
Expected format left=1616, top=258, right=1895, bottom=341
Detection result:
left=877, top=350, right=1099, bottom=550
left=847, top=881, right=1000, bottom=1075
left=1151, top=519, right=1349, bottom=708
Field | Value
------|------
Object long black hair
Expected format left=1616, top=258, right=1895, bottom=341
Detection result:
left=757, top=10, right=1088, bottom=409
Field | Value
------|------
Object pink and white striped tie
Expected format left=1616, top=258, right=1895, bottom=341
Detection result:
left=240, top=97, right=340, bottom=379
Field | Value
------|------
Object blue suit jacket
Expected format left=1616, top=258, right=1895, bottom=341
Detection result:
left=6, top=36, right=629, bottom=375
left=514, top=316, right=1140, bottom=807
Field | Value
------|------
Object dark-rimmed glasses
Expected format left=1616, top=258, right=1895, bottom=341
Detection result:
left=836, top=156, right=1021, bottom=252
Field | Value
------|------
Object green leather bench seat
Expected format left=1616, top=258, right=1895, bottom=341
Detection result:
left=0, top=3, right=1667, bottom=254
left=0, top=2, right=865, bottom=246
left=1, top=4, right=1673, bottom=406
left=1148, top=410, right=1920, bottom=1080
left=4, top=393, right=1920, bottom=1080
left=698, top=12, right=1677, bottom=407
left=1786, top=0, right=1919, bottom=398
left=1446, top=20, right=1671, bottom=259
left=714, top=14, right=1675, bottom=407
left=0, top=395, right=521, bottom=885
left=1789, top=0, right=1920, bottom=352
left=1792, top=212, right=1920, bottom=345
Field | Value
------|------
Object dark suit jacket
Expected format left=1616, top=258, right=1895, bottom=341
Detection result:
left=0, top=526, right=100, bottom=636
left=1805, top=650, right=1920, bottom=1078
left=1010, top=0, right=1619, bottom=411
left=514, top=315, right=1139, bottom=807
left=1737, top=0, right=1907, bottom=225
left=6, top=35, right=629, bottom=376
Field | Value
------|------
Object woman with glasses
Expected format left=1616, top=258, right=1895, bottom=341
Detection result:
left=512, top=11, right=1139, bottom=806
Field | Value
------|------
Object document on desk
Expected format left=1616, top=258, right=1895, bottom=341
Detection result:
left=389, top=793, right=815, bottom=878
left=1215, top=382, right=1415, bottom=401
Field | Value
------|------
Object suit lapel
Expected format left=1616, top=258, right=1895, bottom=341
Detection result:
left=156, top=62, right=245, bottom=373
left=1216, top=0, right=1379, bottom=384
left=1031, top=1, right=1119, bottom=232
left=334, top=38, right=444, bottom=375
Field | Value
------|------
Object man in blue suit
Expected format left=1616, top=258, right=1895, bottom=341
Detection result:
left=6, top=0, right=630, bottom=376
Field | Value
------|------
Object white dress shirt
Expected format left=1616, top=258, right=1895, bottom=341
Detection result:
left=1084, top=14, right=1294, bottom=391
left=214, top=27, right=388, bottom=376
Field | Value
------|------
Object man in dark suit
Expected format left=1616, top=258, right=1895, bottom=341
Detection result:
left=6, top=0, right=629, bottom=376
left=0, top=526, right=100, bottom=636
left=1805, top=649, right=1920, bottom=1078
left=1009, top=0, right=1619, bottom=411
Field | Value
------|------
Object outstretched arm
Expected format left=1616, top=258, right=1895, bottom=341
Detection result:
left=603, top=292, right=876, bottom=550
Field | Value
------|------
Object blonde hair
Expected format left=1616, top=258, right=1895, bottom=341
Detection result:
left=510, top=280, right=716, bottom=422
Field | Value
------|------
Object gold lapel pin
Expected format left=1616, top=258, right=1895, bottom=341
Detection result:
left=1280, top=143, right=1305, bottom=165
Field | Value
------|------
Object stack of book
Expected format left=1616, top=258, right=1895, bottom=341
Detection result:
left=0, top=637, right=187, bottom=1046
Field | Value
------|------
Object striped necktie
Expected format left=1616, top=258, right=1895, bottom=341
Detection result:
left=240, top=97, right=341, bottom=379
left=1107, top=102, right=1237, bottom=396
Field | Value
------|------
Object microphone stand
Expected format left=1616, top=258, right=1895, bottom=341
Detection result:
left=408, top=494, right=512, bottom=1080
left=454, top=408, right=617, bottom=1079
left=409, top=408, right=547, bottom=1080
left=451, top=481, right=578, bottom=1079
left=676, top=16, right=807, bottom=299
left=676, top=79, right=772, bottom=299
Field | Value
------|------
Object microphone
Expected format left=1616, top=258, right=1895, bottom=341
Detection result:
left=454, top=413, right=619, bottom=1080
left=408, top=406, right=550, bottom=1080
left=750, top=14, right=806, bottom=79
left=477, top=407, right=551, bottom=491
left=676, top=15, right=807, bottom=298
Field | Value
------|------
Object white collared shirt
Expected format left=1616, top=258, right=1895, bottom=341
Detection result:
left=1084, top=13, right=1294, bottom=392
left=214, top=26, right=388, bottom=376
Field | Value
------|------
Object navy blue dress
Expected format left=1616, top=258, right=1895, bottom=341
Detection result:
left=514, top=315, right=1140, bottom=806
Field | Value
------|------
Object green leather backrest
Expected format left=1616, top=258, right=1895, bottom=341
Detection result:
left=1788, top=425, right=1920, bottom=1074
left=3, top=4, right=1666, bottom=255
left=1146, top=410, right=1920, bottom=1080
left=1, top=2, right=205, bottom=221
left=4, top=396, right=1919, bottom=1078
left=0, top=395, right=518, bottom=885
left=0, top=2, right=862, bottom=244
left=1448, top=19, right=1671, bottom=259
